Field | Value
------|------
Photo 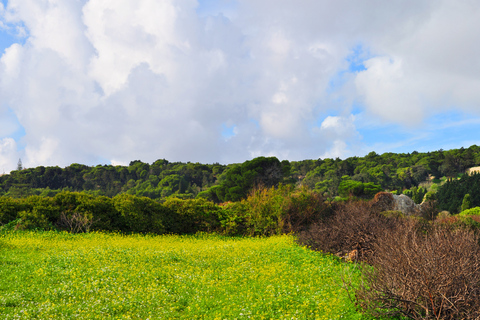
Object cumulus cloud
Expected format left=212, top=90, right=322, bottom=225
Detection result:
left=0, top=0, right=478, bottom=171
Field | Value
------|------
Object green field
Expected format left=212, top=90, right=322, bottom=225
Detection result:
left=0, top=232, right=368, bottom=319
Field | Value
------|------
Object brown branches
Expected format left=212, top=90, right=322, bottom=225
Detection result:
left=355, top=221, right=480, bottom=319
left=57, top=212, right=94, bottom=233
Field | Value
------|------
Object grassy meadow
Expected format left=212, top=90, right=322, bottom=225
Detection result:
left=0, top=231, right=369, bottom=319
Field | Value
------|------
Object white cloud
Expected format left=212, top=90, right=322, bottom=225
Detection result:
left=316, top=115, right=361, bottom=159
left=355, top=56, right=424, bottom=125
left=0, top=138, right=18, bottom=172
left=0, top=0, right=479, bottom=171
left=354, top=0, right=480, bottom=124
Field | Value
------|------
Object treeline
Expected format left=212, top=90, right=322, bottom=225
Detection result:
left=299, top=145, right=480, bottom=195
left=2, top=145, right=480, bottom=202
left=1, top=159, right=225, bottom=199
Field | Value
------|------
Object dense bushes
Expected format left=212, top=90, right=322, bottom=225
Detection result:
left=162, top=197, right=222, bottom=234
left=221, top=185, right=331, bottom=236
left=0, top=187, right=329, bottom=236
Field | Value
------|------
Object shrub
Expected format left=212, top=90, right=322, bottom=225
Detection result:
left=237, top=185, right=330, bottom=236
left=434, top=214, right=480, bottom=232
left=241, top=185, right=290, bottom=236
left=371, top=192, right=394, bottom=211
left=162, top=197, right=221, bottom=234
left=459, top=206, right=480, bottom=216
left=17, top=209, right=54, bottom=230
left=417, top=200, right=438, bottom=221
left=0, top=196, right=24, bottom=224
left=57, top=211, right=94, bottom=233
left=282, top=186, right=331, bottom=233
left=461, top=193, right=472, bottom=212
left=297, top=200, right=399, bottom=261
left=54, top=191, right=118, bottom=231
left=76, top=194, right=117, bottom=231
left=217, top=201, right=248, bottom=236
left=355, top=222, right=480, bottom=320
left=113, top=194, right=166, bottom=234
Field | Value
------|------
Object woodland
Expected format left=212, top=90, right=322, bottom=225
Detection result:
left=1, top=145, right=479, bottom=209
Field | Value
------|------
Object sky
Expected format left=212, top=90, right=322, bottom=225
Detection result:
left=1, top=0, right=480, bottom=172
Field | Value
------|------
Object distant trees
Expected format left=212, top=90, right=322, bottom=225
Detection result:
left=436, top=173, right=480, bottom=214
left=199, top=157, right=290, bottom=203
left=2, top=145, right=480, bottom=202
left=338, top=177, right=383, bottom=199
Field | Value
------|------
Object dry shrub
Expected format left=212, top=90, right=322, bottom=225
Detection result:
left=282, top=187, right=332, bottom=233
left=418, top=200, right=438, bottom=221
left=297, top=200, right=398, bottom=261
left=371, top=192, right=395, bottom=211
left=57, top=211, right=94, bottom=233
left=355, top=221, right=480, bottom=319
left=435, top=214, right=480, bottom=233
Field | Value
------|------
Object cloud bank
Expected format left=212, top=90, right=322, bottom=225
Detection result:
left=0, top=0, right=479, bottom=171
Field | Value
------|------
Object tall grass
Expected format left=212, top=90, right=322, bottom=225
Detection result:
left=0, top=231, right=370, bottom=319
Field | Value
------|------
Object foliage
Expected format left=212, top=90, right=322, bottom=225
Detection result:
left=0, top=196, right=23, bottom=224
left=0, top=232, right=370, bottom=319
left=2, top=145, right=480, bottom=201
left=112, top=194, right=166, bottom=234
left=338, top=177, right=383, bottom=199
left=403, top=186, right=427, bottom=204
left=162, top=197, right=222, bottom=234
left=1, top=160, right=222, bottom=200
left=436, top=172, right=480, bottom=213
left=205, top=156, right=289, bottom=203
left=461, top=193, right=471, bottom=211
left=220, top=185, right=332, bottom=237
left=0, top=186, right=333, bottom=236
left=459, top=206, right=480, bottom=216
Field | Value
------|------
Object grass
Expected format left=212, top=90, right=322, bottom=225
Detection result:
left=0, top=231, right=369, bottom=319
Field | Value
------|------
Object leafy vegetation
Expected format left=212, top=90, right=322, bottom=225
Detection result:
left=436, top=172, right=480, bottom=214
left=2, top=145, right=480, bottom=202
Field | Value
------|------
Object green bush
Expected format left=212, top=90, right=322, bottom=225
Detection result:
left=76, top=194, right=117, bottom=231
left=113, top=194, right=166, bottom=234
left=217, top=202, right=248, bottom=236
left=459, top=206, right=480, bottom=216
left=162, top=197, right=221, bottom=234
left=23, top=195, right=59, bottom=225
left=0, top=196, right=24, bottom=224
left=242, top=186, right=290, bottom=236
left=17, top=209, right=54, bottom=230
left=239, top=185, right=330, bottom=236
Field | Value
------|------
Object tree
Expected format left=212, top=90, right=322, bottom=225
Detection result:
left=461, top=193, right=471, bottom=212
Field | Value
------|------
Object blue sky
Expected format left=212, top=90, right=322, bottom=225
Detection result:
left=0, top=0, right=479, bottom=171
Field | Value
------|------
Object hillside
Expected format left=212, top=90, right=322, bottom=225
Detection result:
left=1, top=145, right=480, bottom=202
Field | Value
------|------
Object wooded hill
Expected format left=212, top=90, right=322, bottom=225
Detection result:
left=1, top=145, right=480, bottom=205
